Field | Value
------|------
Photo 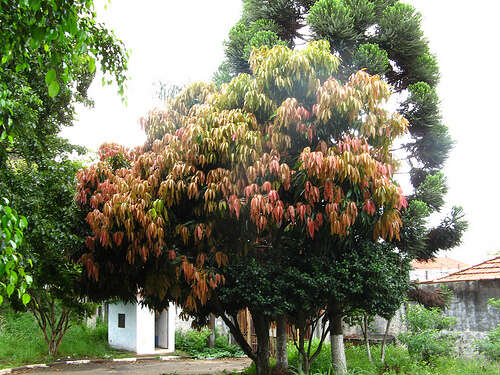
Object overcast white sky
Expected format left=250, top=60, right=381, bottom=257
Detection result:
left=61, top=1, right=500, bottom=265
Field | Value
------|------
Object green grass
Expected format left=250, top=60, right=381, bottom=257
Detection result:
left=0, top=309, right=131, bottom=369
left=243, top=341, right=500, bottom=375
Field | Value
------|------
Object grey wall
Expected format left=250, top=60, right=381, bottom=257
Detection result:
left=421, top=279, right=500, bottom=356
left=422, top=279, right=500, bottom=332
left=342, top=305, right=407, bottom=339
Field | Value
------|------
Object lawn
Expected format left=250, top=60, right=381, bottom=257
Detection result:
left=0, top=309, right=131, bottom=369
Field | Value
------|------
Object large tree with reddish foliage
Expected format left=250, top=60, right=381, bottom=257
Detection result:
left=217, top=0, right=467, bottom=262
left=76, top=42, right=410, bottom=375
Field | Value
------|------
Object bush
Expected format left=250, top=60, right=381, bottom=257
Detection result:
left=175, top=328, right=244, bottom=359
left=399, top=304, right=457, bottom=362
left=175, top=328, right=212, bottom=353
left=474, top=298, right=500, bottom=361
left=474, top=325, right=500, bottom=361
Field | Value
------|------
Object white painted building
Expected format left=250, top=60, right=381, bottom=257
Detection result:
left=410, top=257, right=469, bottom=282
left=108, top=300, right=176, bottom=354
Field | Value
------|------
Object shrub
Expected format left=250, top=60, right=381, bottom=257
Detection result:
left=474, top=326, right=500, bottom=361
left=242, top=337, right=499, bottom=375
left=399, top=304, right=457, bottom=362
left=474, top=299, right=500, bottom=361
left=175, top=328, right=244, bottom=359
left=175, top=328, right=212, bottom=353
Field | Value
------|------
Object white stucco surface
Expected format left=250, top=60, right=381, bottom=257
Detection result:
left=108, top=300, right=176, bottom=354
left=136, top=303, right=155, bottom=354
left=155, top=303, right=176, bottom=351
left=108, top=302, right=138, bottom=352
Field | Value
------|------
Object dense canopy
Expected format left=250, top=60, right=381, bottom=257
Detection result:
left=76, top=42, right=408, bottom=314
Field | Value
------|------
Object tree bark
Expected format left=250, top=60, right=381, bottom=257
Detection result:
left=208, top=313, right=216, bottom=348
left=275, top=314, right=288, bottom=372
left=30, top=293, right=73, bottom=358
left=217, top=311, right=256, bottom=360
left=363, top=314, right=373, bottom=364
left=328, top=304, right=347, bottom=375
left=381, top=317, right=392, bottom=363
left=253, top=313, right=271, bottom=375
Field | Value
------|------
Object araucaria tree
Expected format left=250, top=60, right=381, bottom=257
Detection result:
left=76, top=42, right=410, bottom=375
left=217, top=0, right=466, bottom=261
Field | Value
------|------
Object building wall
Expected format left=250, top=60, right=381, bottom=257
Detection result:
left=422, top=279, right=500, bottom=332
left=108, top=302, right=138, bottom=352
left=410, top=268, right=460, bottom=282
left=421, top=279, right=500, bottom=356
left=167, top=303, right=177, bottom=350
left=136, top=304, right=155, bottom=354
left=342, top=304, right=407, bottom=339
left=109, top=301, right=176, bottom=354
left=156, top=302, right=176, bottom=352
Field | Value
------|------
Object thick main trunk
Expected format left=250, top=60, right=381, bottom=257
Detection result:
left=276, top=315, right=288, bottom=371
left=328, top=305, right=347, bottom=375
left=208, top=313, right=216, bottom=348
left=253, top=313, right=271, bottom=375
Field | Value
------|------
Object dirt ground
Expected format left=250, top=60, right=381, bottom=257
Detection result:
left=13, top=358, right=252, bottom=375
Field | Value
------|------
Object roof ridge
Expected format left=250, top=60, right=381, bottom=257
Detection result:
left=421, top=255, right=500, bottom=284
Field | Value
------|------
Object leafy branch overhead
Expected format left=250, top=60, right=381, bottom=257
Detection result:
left=0, top=0, right=128, bottom=137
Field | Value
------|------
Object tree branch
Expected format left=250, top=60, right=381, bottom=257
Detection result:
left=213, top=302, right=256, bottom=361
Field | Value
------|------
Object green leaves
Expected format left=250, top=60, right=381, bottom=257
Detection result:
left=1, top=199, right=32, bottom=305
left=45, top=69, right=60, bottom=97
left=88, top=57, right=96, bottom=73
left=22, top=293, right=31, bottom=305
left=28, top=0, right=42, bottom=12
left=399, top=304, right=458, bottom=362
left=1, top=0, right=128, bottom=140
left=45, top=69, right=56, bottom=85
left=6, top=283, right=14, bottom=297
left=48, top=80, right=60, bottom=97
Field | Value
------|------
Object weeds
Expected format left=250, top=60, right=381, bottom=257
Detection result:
left=0, top=309, right=128, bottom=369
left=175, top=328, right=245, bottom=359
left=243, top=339, right=499, bottom=375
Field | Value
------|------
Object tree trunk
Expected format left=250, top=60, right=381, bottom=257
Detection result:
left=208, top=313, right=216, bottom=348
left=253, top=313, right=271, bottom=375
left=217, top=311, right=256, bottom=360
left=30, top=293, right=71, bottom=358
left=48, top=340, right=57, bottom=357
left=381, top=317, right=392, bottom=363
left=298, top=318, right=305, bottom=375
left=363, top=314, right=373, bottom=364
left=276, top=314, right=288, bottom=372
left=328, top=304, right=347, bottom=375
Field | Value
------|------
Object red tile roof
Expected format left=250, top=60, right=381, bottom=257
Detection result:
left=411, top=257, right=469, bottom=270
left=421, top=256, right=500, bottom=283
